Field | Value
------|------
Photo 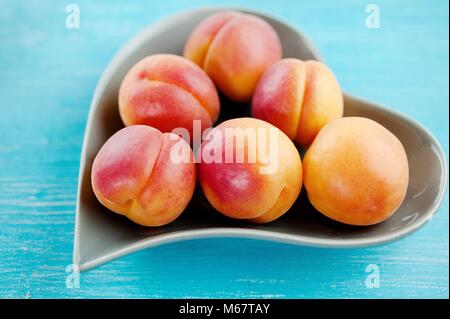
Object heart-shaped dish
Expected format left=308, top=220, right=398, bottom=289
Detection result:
left=73, top=7, right=447, bottom=271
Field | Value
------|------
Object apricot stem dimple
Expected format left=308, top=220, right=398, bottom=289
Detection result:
left=201, top=14, right=238, bottom=70
left=123, top=198, right=139, bottom=215
left=247, top=183, right=288, bottom=223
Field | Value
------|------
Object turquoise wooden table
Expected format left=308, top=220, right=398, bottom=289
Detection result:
left=0, top=0, right=448, bottom=298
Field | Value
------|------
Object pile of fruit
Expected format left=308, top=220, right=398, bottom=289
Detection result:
left=91, top=11, right=409, bottom=227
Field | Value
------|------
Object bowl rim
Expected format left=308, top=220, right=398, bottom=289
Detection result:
left=73, top=6, right=448, bottom=271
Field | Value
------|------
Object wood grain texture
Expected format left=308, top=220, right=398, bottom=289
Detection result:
left=0, top=0, right=448, bottom=298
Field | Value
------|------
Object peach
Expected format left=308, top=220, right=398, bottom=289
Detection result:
left=184, top=11, right=282, bottom=102
left=91, top=125, right=196, bottom=227
left=119, top=54, right=220, bottom=137
left=303, top=117, right=409, bottom=226
left=252, top=58, right=343, bottom=148
left=198, top=118, right=302, bottom=223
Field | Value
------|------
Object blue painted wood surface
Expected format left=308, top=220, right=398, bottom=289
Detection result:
left=0, top=0, right=448, bottom=298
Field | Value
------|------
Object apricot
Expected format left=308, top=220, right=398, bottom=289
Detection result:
left=119, top=54, right=220, bottom=137
left=184, top=11, right=282, bottom=102
left=91, top=125, right=196, bottom=227
left=198, top=118, right=302, bottom=223
left=252, top=58, right=343, bottom=148
left=303, top=117, right=409, bottom=226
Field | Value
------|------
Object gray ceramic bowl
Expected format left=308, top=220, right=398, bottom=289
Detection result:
left=73, top=7, right=447, bottom=271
